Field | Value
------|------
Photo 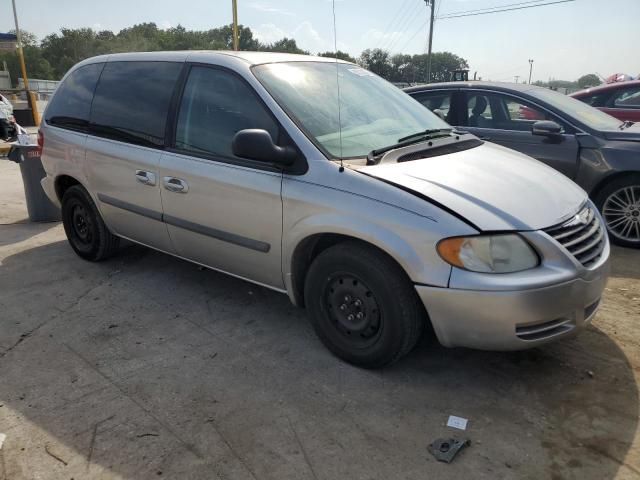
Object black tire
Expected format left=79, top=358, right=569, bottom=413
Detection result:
left=594, top=174, right=640, bottom=249
left=304, top=241, right=426, bottom=368
left=61, top=185, right=120, bottom=261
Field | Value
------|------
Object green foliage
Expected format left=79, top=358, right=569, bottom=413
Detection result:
left=0, top=45, right=55, bottom=84
left=317, top=50, right=357, bottom=63
left=358, top=49, right=468, bottom=84
left=357, top=49, right=393, bottom=78
left=262, top=38, right=308, bottom=54
left=0, top=24, right=467, bottom=87
left=577, top=73, right=601, bottom=88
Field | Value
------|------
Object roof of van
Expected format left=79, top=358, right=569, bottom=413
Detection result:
left=84, top=50, right=353, bottom=66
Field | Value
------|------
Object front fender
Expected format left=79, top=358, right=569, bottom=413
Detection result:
left=282, top=177, right=478, bottom=303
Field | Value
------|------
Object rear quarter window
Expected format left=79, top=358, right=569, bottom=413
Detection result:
left=89, top=61, right=182, bottom=148
left=44, top=63, right=104, bottom=132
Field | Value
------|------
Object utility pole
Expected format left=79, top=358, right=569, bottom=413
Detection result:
left=528, top=59, right=534, bottom=84
left=425, top=0, right=435, bottom=83
left=11, top=0, right=39, bottom=125
left=514, top=75, right=520, bottom=83
left=232, top=0, right=239, bottom=51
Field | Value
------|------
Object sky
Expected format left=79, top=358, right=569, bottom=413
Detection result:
left=1, top=0, right=639, bottom=82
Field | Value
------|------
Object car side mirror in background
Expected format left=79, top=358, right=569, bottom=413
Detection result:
left=531, top=120, right=563, bottom=138
left=232, top=129, right=296, bottom=166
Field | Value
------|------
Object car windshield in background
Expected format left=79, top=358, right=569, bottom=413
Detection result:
left=253, top=61, right=450, bottom=159
left=528, top=87, right=622, bottom=131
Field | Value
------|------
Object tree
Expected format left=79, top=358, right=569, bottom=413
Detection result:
left=7, top=29, right=38, bottom=47
left=317, top=50, right=356, bottom=63
left=358, top=49, right=392, bottom=78
left=577, top=74, right=601, bottom=89
left=0, top=30, right=55, bottom=85
left=419, top=52, right=469, bottom=83
left=262, top=38, right=308, bottom=54
left=389, top=54, right=415, bottom=83
left=2, top=23, right=470, bottom=87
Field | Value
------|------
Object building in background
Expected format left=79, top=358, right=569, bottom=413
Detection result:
left=0, top=33, right=17, bottom=52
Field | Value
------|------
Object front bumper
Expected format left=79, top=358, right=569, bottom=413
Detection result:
left=416, top=231, right=610, bottom=350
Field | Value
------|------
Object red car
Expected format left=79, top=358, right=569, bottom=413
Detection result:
left=570, top=80, right=640, bottom=123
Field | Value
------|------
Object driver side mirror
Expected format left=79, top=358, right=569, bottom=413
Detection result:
left=232, top=129, right=297, bottom=166
left=531, top=120, right=563, bottom=138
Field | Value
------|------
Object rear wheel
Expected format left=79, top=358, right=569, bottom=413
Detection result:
left=61, top=185, right=120, bottom=261
left=304, top=241, right=426, bottom=368
left=595, top=175, right=640, bottom=248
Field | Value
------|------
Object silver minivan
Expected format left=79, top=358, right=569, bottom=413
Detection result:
left=40, top=51, right=610, bottom=368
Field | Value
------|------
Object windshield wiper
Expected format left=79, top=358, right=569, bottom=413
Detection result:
left=367, top=128, right=462, bottom=165
left=619, top=120, right=635, bottom=130
left=397, top=128, right=453, bottom=143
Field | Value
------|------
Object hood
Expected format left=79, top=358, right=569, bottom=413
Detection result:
left=359, top=142, right=587, bottom=231
left=602, top=122, right=640, bottom=142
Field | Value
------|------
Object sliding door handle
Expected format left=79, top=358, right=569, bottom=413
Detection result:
left=163, top=177, right=189, bottom=193
left=135, top=170, right=156, bottom=186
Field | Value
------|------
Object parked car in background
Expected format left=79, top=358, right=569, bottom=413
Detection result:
left=40, top=53, right=609, bottom=367
left=570, top=80, right=640, bottom=122
left=406, top=82, right=640, bottom=247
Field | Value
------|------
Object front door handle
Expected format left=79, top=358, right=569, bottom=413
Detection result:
left=163, top=176, right=189, bottom=193
left=135, top=170, right=156, bottom=186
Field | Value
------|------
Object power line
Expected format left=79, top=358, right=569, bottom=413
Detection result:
left=437, top=0, right=575, bottom=20
left=376, top=0, right=414, bottom=50
left=396, top=18, right=429, bottom=53
left=386, top=4, right=425, bottom=52
left=438, top=0, right=551, bottom=17
left=435, top=0, right=445, bottom=20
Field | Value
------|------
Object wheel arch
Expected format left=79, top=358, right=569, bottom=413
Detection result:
left=54, top=174, right=83, bottom=202
left=287, top=228, right=434, bottom=308
left=590, top=171, right=640, bottom=204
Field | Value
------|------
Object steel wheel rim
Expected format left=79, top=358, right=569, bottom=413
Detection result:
left=602, top=185, right=640, bottom=242
left=324, top=273, right=382, bottom=348
left=72, top=204, right=93, bottom=244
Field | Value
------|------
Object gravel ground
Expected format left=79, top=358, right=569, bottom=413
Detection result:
left=0, top=160, right=639, bottom=480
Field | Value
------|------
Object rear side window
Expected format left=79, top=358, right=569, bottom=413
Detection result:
left=45, top=63, right=103, bottom=132
left=90, top=61, right=182, bottom=148
left=411, top=91, right=455, bottom=124
left=611, top=87, right=640, bottom=109
left=577, top=92, right=607, bottom=107
left=175, top=66, right=278, bottom=158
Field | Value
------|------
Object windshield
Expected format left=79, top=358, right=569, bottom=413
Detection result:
left=253, top=62, right=450, bottom=158
left=528, top=87, right=622, bottom=131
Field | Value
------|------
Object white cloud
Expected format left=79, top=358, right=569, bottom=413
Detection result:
left=159, top=20, right=173, bottom=29
left=292, top=21, right=328, bottom=52
left=254, top=20, right=336, bottom=54
left=253, top=23, right=287, bottom=44
left=92, top=23, right=103, bottom=31
left=249, top=2, right=295, bottom=16
left=361, top=28, right=408, bottom=52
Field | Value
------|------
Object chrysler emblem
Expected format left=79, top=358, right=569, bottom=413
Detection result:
left=564, top=208, right=591, bottom=228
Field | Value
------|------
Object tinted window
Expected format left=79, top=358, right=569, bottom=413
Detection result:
left=466, top=93, right=557, bottom=132
left=529, top=87, right=620, bottom=131
left=45, top=63, right=103, bottom=132
left=175, top=66, right=278, bottom=158
left=611, top=87, right=640, bottom=109
left=466, top=94, right=493, bottom=127
left=412, top=91, right=454, bottom=123
left=577, top=92, right=607, bottom=107
left=90, top=61, right=181, bottom=147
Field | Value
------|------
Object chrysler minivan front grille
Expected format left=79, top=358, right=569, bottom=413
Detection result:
left=543, top=205, right=605, bottom=268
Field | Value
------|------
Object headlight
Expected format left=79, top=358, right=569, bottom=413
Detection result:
left=437, top=234, right=539, bottom=273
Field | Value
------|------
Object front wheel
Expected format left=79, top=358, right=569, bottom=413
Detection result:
left=595, top=175, right=640, bottom=248
left=304, top=242, right=426, bottom=368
